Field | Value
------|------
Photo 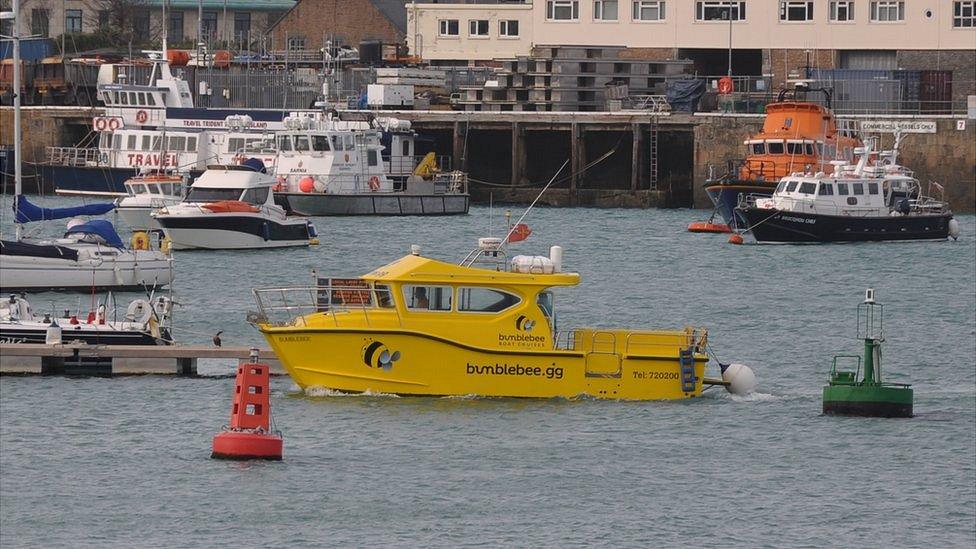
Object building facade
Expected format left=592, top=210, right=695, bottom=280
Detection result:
left=9, top=0, right=293, bottom=50
left=407, top=1, right=976, bottom=86
left=266, top=0, right=410, bottom=52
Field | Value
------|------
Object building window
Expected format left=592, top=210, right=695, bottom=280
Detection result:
left=65, top=9, right=83, bottom=33
left=594, top=0, right=618, bottom=20
left=234, top=12, right=251, bottom=42
left=829, top=1, right=854, bottom=21
left=287, top=36, right=306, bottom=51
left=499, top=19, right=520, bottom=36
left=547, top=0, right=580, bottom=21
left=31, top=9, right=49, bottom=37
left=954, top=1, right=976, bottom=27
left=870, top=1, right=903, bottom=21
left=168, top=11, right=184, bottom=42
left=201, top=10, right=218, bottom=40
left=438, top=19, right=459, bottom=36
left=633, top=1, right=665, bottom=20
left=469, top=19, right=489, bottom=36
left=779, top=1, right=812, bottom=21
left=696, top=1, right=745, bottom=21
left=134, top=10, right=150, bottom=38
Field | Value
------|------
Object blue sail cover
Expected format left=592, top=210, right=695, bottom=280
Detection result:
left=64, top=220, right=125, bottom=248
left=14, top=195, right=115, bottom=224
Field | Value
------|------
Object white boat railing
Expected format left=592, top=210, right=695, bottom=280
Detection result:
left=250, top=284, right=401, bottom=328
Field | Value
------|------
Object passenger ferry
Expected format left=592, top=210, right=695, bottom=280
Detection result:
left=704, top=85, right=861, bottom=228
left=250, top=239, right=745, bottom=400
left=736, top=137, right=959, bottom=243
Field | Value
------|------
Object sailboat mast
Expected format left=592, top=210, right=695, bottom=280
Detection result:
left=12, top=0, right=22, bottom=241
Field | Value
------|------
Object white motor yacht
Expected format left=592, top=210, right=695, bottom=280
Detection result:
left=115, top=172, right=185, bottom=231
left=153, top=160, right=317, bottom=250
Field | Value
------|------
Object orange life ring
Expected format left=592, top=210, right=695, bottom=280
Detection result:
left=718, top=76, right=734, bottom=95
left=368, top=176, right=380, bottom=192
left=136, top=110, right=149, bottom=123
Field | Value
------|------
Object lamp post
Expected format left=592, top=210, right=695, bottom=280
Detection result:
left=726, top=5, right=733, bottom=78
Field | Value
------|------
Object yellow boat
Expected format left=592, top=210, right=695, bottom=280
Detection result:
left=251, top=239, right=742, bottom=400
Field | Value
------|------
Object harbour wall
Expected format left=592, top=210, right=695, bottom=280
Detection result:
left=2, top=107, right=974, bottom=212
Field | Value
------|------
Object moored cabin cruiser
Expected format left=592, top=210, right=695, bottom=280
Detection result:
left=250, top=239, right=755, bottom=399
left=703, top=85, right=861, bottom=228
left=153, top=159, right=317, bottom=250
left=0, top=292, right=174, bottom=345
left=115, top=172, right=184, bottom=231
left=735, top=138, right=959, bottom=243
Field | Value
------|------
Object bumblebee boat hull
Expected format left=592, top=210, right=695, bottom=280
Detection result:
left=263, top=329, right=707, bottom=400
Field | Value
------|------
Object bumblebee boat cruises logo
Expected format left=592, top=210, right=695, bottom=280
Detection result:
left=362, top=341, right=400, bottom=370
left=498, top=315, right=546, bottom=348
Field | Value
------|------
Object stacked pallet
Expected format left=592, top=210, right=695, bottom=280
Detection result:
left=456, top=45, right=693, bottom=112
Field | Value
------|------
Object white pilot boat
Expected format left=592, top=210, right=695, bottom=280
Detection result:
left=115, top=172, right=185, bottom=231
left=736, top=136, right=960, bottom=243
left=0, top=292, right=174, bottom=345
left=153, top=160, right=317, bottom=250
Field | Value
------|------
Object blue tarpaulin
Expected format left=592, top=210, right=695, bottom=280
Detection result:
left=666, top=78, right=707, bottom=113
left=0, top=38, right=56, bottom=61
left=64, top=220, right=125, bottom=248
left=14, top=195, right=115, bottom=224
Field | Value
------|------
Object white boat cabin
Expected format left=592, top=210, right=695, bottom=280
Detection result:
left=758, top=171, right=919, bottom=217
left=184, top=166, right=277, bottom=208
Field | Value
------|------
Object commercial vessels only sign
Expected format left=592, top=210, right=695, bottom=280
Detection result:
left=860, top=120, right=937, bottom=133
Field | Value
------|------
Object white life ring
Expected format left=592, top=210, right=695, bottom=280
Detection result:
left=125, top=299, right=153, bottom=325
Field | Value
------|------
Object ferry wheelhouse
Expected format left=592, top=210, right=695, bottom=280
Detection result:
left=705, top=85, right=861, bottom=228
left=735, top=138, right=958, bottom=243
left=251, top=240, right=721, bottom=400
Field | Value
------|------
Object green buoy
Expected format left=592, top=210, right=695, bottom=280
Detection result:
left=822, top=289, right=913, bottom=418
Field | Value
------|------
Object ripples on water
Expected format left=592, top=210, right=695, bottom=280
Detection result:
left=1, top=198, right=974, bottom=546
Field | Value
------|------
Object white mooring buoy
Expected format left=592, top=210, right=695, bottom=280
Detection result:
left=721, top=363, right=757, bottom=395
left=948, top=218, right=960, bottom=241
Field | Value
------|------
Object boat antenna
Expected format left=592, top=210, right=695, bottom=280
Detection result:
left=488, top=192, right=493, bottom=237
left=498, top=158, right=569, bottom=250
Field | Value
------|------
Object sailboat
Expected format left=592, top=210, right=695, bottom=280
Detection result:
left=0, top=3, right=174, bottom=292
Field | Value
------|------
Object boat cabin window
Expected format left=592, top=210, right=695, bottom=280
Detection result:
left=749, top=142, right=765, bottom=155
left=787, top=142, right=803, bottom=155
left=127, top=135, right=137, bottom=149
left=767, top=141, right=785, bottom=155
left=146, top=94, right=157, bottom=106
left=457, top=287, right=521, bottom=313
left=241, top=187, right=269, bottom=205
left=295, top=136, right=311, bottom=152
left=138, top=92, right=147, bottom=105
left=112, top=134, right=121, bottom=149
left=775, top=180, right=787, bottom=193
left=816, top=142, right=825, bottom=156
left=403, top=285, right=451, bottom=311
left=312, top=136, right=330, bottom=151
left=120, top=93, right=128, bottom=105
left=819, top=183, right=834, bottom=196
left=368, top=150, right=378, bottom=166
left=837, top=183, right=849, bottom=195
left=184, top=187, right=245, bottom=202
left=278, top=135, right=293, bottom=152
left=785, top=180, right=799, bottom=193
left=330, top=136, right=341, bottom=151
left=537, top=291, right=555, bottom=330
left=852, top=183, right=864, bottom=195
left=141, top=136, right=151, bottom=150
left=798, top=182, right=817, bottom=195
left=868, top=182, right=879, bottom=195
left=169, top=136, right=186, bottom=151
left=804, top=143, right=815, bottom=155
left=374, top=284, right=395, bottom=308
left=187, top=137, right=197, bottom=151
left=228, top=138, right=245, bottom=152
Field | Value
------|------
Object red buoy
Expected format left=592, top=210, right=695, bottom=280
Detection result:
left=212, top=349, right=283, bottom=460
left=728, top=234, right=745, bottom=245
left=688, top=221, right=732, bottom=234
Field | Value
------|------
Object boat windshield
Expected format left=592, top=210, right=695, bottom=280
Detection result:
left=184, top=187, right=244, bottom=202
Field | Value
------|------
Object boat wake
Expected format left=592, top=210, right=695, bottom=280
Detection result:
left=300, top=385, right=401, bottom=399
